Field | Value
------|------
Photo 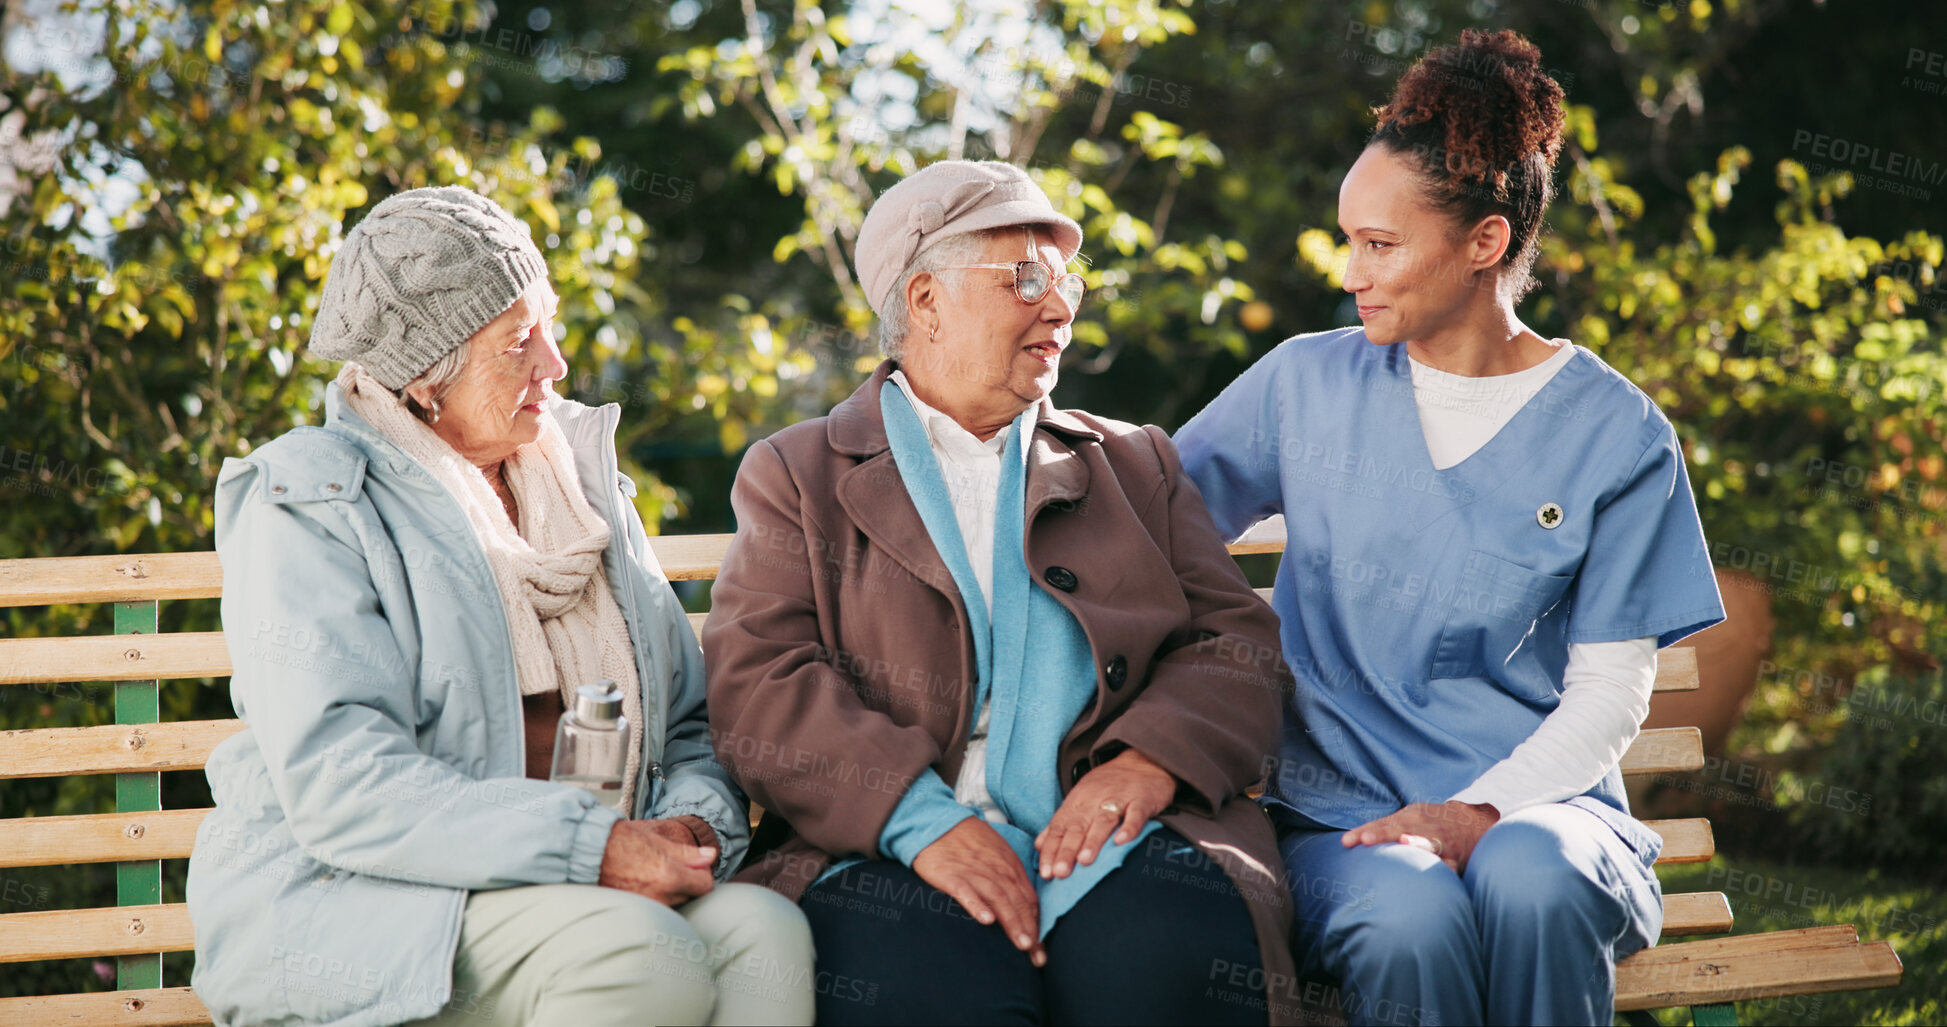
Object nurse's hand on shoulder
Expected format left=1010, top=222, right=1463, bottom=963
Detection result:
left=1035, top=749, right=1176, bottom=881
left=599, top=819, right=717, bottom=906
left=1342, top=801, right=1501, bottom=875
left=914, top=819, right=1047, bottom=967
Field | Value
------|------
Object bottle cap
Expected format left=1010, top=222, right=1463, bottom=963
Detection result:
left=574, top=681, right=623, bottom=725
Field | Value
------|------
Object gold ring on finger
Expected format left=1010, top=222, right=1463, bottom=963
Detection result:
left=1099, top=801, right=1123, bottom=816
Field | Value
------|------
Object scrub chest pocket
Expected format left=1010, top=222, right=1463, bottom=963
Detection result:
left=1428, top=549, right=1572, bottom=683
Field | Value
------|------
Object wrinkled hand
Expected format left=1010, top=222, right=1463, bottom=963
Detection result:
left=641, top=815, right=718, bottom=854
left=599, top=819, right=717, bottom=906
left=913, top=819, right=1046, bottom=967
left=1342, top=801, right=1501, bottom=874
left=1035, top=749, right=1176, bottom=880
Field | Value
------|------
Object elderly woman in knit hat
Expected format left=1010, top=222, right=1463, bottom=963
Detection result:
left=703, top=160, right=1299, bottom=1025
left=185, top=186, right=813, bottom=1027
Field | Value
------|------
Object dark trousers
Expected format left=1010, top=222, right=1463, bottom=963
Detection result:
left=799, top=826, right=1267, bottom=1026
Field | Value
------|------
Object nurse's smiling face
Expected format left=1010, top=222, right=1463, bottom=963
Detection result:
left=1337, top=145, right=1513, bottom=348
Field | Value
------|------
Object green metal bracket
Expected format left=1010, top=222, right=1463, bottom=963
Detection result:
left=113, top=600, right=162, bottom=992
left=1691, top=1001, right=1741, bottom=1026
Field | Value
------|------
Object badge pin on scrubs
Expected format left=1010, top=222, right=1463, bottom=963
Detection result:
left=1537, top=502, right=1565, bottom=529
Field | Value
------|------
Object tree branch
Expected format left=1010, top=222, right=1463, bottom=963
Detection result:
left=1569, top=143, right=1619, bottom=247
left=1151, top=162, right=1182, bottom=244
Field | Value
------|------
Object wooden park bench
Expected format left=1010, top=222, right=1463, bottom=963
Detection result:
left=0, top=525, right=1903, bottom=1024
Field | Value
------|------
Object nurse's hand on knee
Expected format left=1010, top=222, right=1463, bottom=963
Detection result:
left=1034, top=748, right=1175, bottom=880
left=599, top=819, right=718, bottom=907
left=913, top=819, right=1047, bottom=967
left=1341, top=801, right=1501, bottom=874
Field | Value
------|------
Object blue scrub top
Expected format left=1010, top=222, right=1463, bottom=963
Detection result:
left=1175, top=328, right=1725, bottom=857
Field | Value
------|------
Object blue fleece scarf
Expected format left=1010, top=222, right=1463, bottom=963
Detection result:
left=880, top=381, right=1157, bottom=935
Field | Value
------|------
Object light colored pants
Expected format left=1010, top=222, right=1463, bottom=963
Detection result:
left=1281, top=803, right=1663, bottom=1026
left=410, top=882, right=815, bottom=1027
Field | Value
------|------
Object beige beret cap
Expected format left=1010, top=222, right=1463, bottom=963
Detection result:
left=854, top=161, right=1082, bottom=314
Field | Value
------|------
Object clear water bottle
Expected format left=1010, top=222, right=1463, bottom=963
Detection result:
left=550, top=681, right=629, bottom=812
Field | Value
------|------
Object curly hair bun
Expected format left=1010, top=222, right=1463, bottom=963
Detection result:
left=1374, top=28, right=1566, bottom=193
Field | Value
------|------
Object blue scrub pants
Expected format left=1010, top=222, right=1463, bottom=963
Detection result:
left=1276, top=803, right=1662, bottom=1026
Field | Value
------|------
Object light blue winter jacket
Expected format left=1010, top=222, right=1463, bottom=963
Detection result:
left=186, top=383, right=747, bottom=1027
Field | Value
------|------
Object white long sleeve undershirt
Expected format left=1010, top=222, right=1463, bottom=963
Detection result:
left=1409, top=345, right=1658, bottom=816
left=1446, top=637, right=1657, bottom=814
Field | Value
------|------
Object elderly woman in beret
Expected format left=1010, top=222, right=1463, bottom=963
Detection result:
left=703, top=161, right=1298, bottom=1025
left=185, top=186, right=813, bottom=1027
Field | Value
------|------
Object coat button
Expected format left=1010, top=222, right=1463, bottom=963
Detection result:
left=1070, top=759, right=1090, bottom=785
left=1044, top=566, right=1078, bottom=592
left=269, top=485, right=287, bottom=495
left=1105, top=655, right=1128, bottom=690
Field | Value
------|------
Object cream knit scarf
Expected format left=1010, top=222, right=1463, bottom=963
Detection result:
left=337, top=363, right=644, bottom=812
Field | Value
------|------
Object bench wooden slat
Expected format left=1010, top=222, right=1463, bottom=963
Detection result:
left=0, top=903, right=195, bottom=962
left=0, top=623, right=1698, bottom=696
left=651, top=533, right=734, bottom=581
left=0, top=530, right=1300, bottom=607
left=0, top=987, right=212, bottom=1026
left=1644, top=818, right=1713, bottom=864
left=0, top=633, right=231, bottom=686
left=0, top=808, right=1709, bottom=871
left=0, top=809, right=210, bottom=868
left=1655, top=646, right=1699, bottom=693
left=0, top=721, right=245, bottom=780
left=0, top=619, right=1697, bottom=697
left=1626, top=925, right=1861, bottom=963
left=1615, top=934, right=1902, bottom=1010
left=0, top=534, right=735, bottom=609
left=0, top=554, right=226, bottom=609
left=1662, top=891, right=1735, bottom=935
left=0, top=713, right=1697, bottom=785
left=1229, top=517, right=1288, bottom=555
left=1620, top=727, right=1704, bottom=776
left=0, top=932, right=1901, bottom=1021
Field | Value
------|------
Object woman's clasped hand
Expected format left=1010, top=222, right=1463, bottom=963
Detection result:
left=598, top=819, right=720, bottom=906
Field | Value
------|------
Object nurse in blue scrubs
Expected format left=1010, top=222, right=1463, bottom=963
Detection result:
left=1176, top=30, right=1726, bottom=1026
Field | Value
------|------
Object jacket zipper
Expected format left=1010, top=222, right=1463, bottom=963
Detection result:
left=594, top=403, right=665, bottom=810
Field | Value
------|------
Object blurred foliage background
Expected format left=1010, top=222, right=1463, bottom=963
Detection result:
left=2, top=0, right=1944, bottom=1017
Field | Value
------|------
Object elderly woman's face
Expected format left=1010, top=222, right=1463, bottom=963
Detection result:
left=906, top=227, right=1076, bottom=433
left=415, top=281, right=569, bottom=467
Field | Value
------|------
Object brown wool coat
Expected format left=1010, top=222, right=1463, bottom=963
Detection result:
left=703, top=362, right=1301, bottom=1022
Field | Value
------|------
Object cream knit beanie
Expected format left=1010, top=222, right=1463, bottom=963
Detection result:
left=309, top=186, right=549, bottom=389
